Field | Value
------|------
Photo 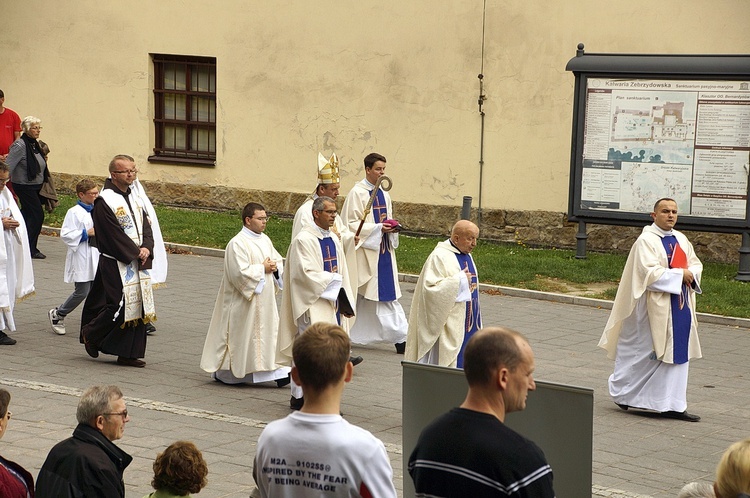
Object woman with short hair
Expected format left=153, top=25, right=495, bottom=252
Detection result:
left=144, top=441, right=208, bottom=497
left=6, top=116, right=48, bottom=259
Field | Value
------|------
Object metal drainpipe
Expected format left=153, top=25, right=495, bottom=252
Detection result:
left=476, top=0, right=487, bottom=227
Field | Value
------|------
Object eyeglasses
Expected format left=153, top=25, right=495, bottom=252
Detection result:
left=0, top=179, right=10, bottom=185
left=112, top=170, right=137, bottom=175
left=103, top=410, right=128, bottom=420
left=322, top=210, right=338, bottom=215
left=29, top=126, right=42, bottom=131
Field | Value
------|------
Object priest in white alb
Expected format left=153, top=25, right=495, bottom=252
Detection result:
left=200, top=202, right=289, bottom=386
left=599, top=198, right=703, bottom=422
left=278, top=196, right=356, bottom=410
left=405, top=220, right=481, bottom=367
left=340, top=152, right=407, bottom=353
left=0, top=161, right=35, bottom=346
left=291, top=151, right=362, bottom=364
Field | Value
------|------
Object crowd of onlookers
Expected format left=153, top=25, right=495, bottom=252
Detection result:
left=4, top=335, right=750, bottom=497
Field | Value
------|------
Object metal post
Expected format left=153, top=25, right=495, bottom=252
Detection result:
left=575, top=220, right=588, bottom=259
left=461, top=196, right=472, bottom=220
left=735, top=232, right=750, bottom=281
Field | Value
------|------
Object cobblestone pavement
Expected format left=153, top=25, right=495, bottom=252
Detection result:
left=2, top=235, right=749, bottom=497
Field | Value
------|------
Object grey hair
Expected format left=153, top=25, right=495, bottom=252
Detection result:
left=312, top=196, right=334, bottom=214
left=677, top=482, right=715, bottom=498
left=21, top=116, right=41, bottom=133
left=76, top=385, right=123, bottom=426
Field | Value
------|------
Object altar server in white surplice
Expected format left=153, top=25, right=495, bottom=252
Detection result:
left=405, top=220, right=481, bottom=368
left=0, top=161, right=34, bottom=346
left=200, top=202, right=290, bottom=386
left=340, top=152, right=407, bottom=353
left=278, top=196, right=356, bottom=410
left=599, top=198, right=703, bottom=422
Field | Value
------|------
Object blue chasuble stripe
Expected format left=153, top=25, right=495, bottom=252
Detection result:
left=371, top=188, right=397, bottom=301
left=319, top=236, right=341, bottom=325
left=455, top=252, right=481, bottom=368
left=661, top=235, right=691, bottom=364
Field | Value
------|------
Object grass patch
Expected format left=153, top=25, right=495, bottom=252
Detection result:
left=44, top=195, right=750, bottom=318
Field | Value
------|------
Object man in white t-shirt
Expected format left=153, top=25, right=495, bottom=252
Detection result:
left=252, top=322, right=396, bottom=498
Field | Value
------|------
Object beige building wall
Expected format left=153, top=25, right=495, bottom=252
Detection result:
left=3, top=0, right=749, bottom=214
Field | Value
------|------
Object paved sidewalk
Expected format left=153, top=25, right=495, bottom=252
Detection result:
left=2, top=235, right=749, bottom=497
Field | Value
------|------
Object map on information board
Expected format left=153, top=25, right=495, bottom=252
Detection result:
left=580, top=78, right=750, bottom=219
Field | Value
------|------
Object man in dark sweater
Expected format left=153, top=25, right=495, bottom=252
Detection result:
left=36, top=385, right=132, bottom=497
left=408, top=327, right=556, bottom=497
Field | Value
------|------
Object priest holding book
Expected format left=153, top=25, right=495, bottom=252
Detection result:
left=599, top=198, right=703, bottom=422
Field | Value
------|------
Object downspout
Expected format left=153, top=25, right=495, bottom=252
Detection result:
left=477, top=0, right=488, bottom=226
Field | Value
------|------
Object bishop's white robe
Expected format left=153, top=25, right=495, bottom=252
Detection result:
left=0, top=188, right=35, bottom=332
left=598, top=223, right=702, bottom=412
left=200, top=227, right=289, bottom=384
left=341, top=178, right=407, bottom=344
left=404, top=240, right=480, bottom=367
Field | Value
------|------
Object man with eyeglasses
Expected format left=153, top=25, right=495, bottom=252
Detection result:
left=200, top=202, right=291, bottom=386
left=79, top=154, right=155, bottom=367
left=0, top=162, right=34, bottom=346
left=278, top=196, right=356, bottom=410
left=36, top=385, right=133, bottom=497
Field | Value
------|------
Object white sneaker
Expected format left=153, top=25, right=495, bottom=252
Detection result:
left=48, top=308, right=66, bottom=335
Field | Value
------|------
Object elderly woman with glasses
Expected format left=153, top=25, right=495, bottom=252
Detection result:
left=6, top=116, right=48, bottom=259
left=0, top=388, right=35, bottom=497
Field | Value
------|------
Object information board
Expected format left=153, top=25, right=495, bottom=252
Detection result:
left=566, top=47, right=750, bottom=232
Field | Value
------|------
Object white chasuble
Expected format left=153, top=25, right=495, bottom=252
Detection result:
left=200, top=228, right=288, bottom=381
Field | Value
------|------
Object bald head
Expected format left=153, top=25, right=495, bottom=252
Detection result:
left=451, top=220, right=479, bottom=254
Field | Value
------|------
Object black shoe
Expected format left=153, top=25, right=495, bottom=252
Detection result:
left=84, top=341, right=99, bottom=358
left=349, top=355, right=364, bottom=366
left=117, top=357, right=146, bottom=368
left=616, top=403, right=629, bottom=411
left=0, top=333, right=17, bottom=345
left=659, top=410, right=701, bottom=422
left=290, top=396, right=304, bottom=410
left=31, top=251, right=46, bottom=259
left=395, top=341, right=406, bottom=354
left=145, top=323, right=156, bottom=335
left=276, top=374, right=291, bottom=388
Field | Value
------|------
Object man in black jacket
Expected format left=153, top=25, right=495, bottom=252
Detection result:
left=36, top=385, right=132, bottom=497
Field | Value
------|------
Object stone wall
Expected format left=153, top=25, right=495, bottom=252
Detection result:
left=56, top=174, right=742, bottom=264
